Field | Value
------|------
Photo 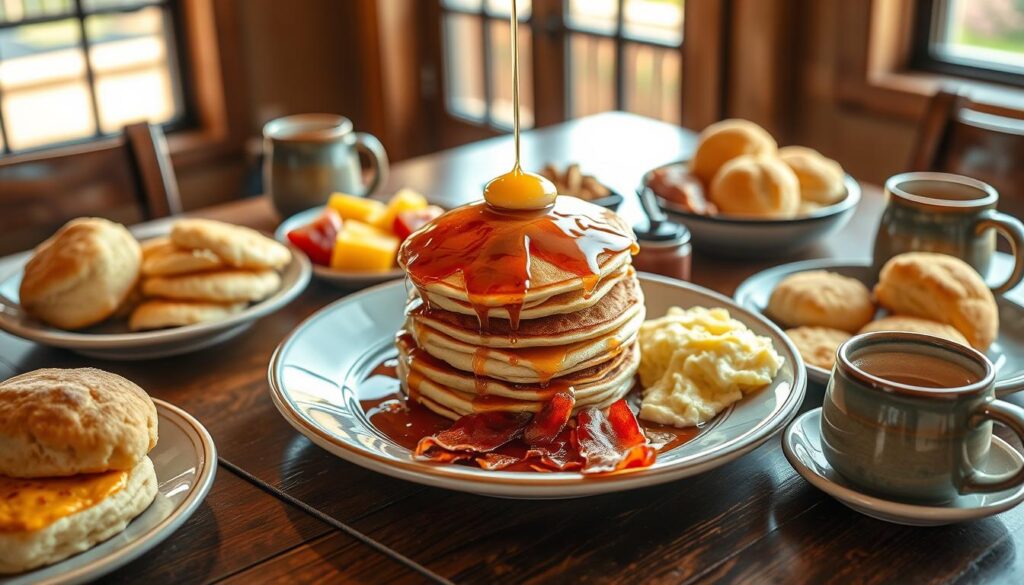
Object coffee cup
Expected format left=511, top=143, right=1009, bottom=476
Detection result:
left=263, top=113, right=389, bottom=218
left=872, top=172, right=1024, bottom=294
left=821, top=331, right=1024, bottom=503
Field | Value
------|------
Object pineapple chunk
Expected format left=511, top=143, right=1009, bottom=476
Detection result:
left=375, top=188, right=428, bottom=231
left=328, top=192, right=386, bottom=224
left=330, top=223, right=400, bottom=272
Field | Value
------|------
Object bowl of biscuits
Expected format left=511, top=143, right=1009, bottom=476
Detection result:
left=642, top=119, right=860, bottom=258
left=0, top=216, right=311, bottom=359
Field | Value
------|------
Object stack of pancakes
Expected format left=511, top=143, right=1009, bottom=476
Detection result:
left=397, top=203, right=644, bottom=421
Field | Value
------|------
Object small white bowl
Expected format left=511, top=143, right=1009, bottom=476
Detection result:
left=642, top=161, right=861, bottom=258
left=0, top=224, right=311, bottom=360
left=275, top=206, right=404, bottom=289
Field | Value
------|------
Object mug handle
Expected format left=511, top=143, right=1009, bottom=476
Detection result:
left=353, top=132, right=390, bottom=197
left=962, top=399, right=1024, bottom=494
left=975, top=209, right=1024, bottom=295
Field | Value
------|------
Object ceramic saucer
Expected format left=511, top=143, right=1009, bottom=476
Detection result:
left=783, top=408, right=1024, bottom=526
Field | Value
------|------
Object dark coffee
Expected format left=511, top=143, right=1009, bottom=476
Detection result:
left=852, top=351, right=979, bottom=389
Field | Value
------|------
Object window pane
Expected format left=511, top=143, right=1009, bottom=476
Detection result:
left=933, top=0, right=1024, bottom=72
left=568, top=33, right=616, bottom=117
left=86, top=6, right=179, bottom=132
left=485, top=0, right=531, bottom=19
left=623, top=0, right=683, bottom=45
left=0, top=19, right=95, bottom=149
left=567, top=0, right=618, bottom=34
left=488, top=20, right=532, bottom=128
left=0, top=0, right=74, bottom=23
left=623, top=43, right=680, bottom=124
left=442, top=0, right=482, bottom=11
left=83, top=0, right=161, bottom=10
left=443, top=13, right=486, bottom=121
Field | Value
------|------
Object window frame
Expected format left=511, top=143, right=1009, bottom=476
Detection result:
left=909, top=0, right=1024, bottom=89
left=0, top=0, right=193, bottom=156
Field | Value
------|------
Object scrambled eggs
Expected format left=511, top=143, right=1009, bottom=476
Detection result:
left=638, top=306, right=783, bottom=427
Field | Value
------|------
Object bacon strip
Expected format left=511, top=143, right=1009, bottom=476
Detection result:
left=524, top=429, right=582, bottom=471
left=414, top=411, right=531, bottom=460
left=575, top=399, right=656, bottom=474
left=523, top=390, right=575, bottom=445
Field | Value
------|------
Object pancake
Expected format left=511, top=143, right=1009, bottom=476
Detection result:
left=399, top=343, right=640, bottom=420
left=407, top=309, right=643, bottom=383
left=419, top=264, right=630, bottom=321
left=409, top=276, right=644, bottom=348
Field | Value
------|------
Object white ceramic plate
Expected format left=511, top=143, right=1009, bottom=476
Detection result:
left=734, top=257, right=1024, bottom=393
left=268, top=273, right=807, bottom=499
left=2, top=399, right=217, bottom=585
left=275, top=206, right=404, bottom=289
left=784, top=408, right=1024, bottom=526
left=642, top=161, right=861, bottom=258
left=0, top=223, right=311, bottom=360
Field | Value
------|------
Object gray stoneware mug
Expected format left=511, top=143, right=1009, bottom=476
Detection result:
left=821, top=332, right=1024, bottom=503
left=263, top=113, right=389, bottom=217
left=871, top=172, right=1024, bottom=294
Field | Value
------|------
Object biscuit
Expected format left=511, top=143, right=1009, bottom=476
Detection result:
left=0, top=457, right=158, bottom=574
left=778, top=146, right=846, bottom=206
left=142, top=269, right=281, bottom=303
left=129, top=299, right=246, bottom=331
left=0, top=368, right=157, bottom=478
left=768, top=270, right=875, bottom=333
left=19, top=218, right=141, bottom=330
left=141, top=240, right=224, bottom=276
left=859, top=315, right=969, bottom=346
left=785, top=327, right=851, bottom=369
left=874, top=252, right=998, bottom=351
left=170, top=219, right=290, bottom=269
left=691, top=119, right=777, bottom=185
left=710, top=155, right=800, bottom=218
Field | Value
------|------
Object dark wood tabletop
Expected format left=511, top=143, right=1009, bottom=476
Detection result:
left=3, top=112, right=1023, bottom=584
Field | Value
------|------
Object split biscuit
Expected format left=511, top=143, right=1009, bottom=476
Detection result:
left=874, top=252, right=997, bottom=351
left=141, top=239, right=224, bottom=276
left=768, top=270, right=875, bottom=333
left=142, top=269, right=281, bottom=303
left=170, top=219, right=290, bottom=270
left=785, top=326, right=851, bottom=370
left=130, top=299, right=246, bottom=331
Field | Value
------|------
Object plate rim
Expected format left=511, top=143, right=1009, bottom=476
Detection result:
left=267, top=273, right=807, bottom=496
left=22, top=398, right=218, bottom=585
left=0, top=233, right=312, bottom=350
left=782, top=408, right=1024, bottom=523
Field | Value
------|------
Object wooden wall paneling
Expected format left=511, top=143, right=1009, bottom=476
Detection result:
left=681, top=0, right=727, bottom=130
left=530, top=0, right=567, bottom=128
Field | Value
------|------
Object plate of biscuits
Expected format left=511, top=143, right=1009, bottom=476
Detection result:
left=0, top=217, right=311, bottom=360
left=0, top=368, right=216, bottom=584
left=734, top=252, right=1024, bottom=392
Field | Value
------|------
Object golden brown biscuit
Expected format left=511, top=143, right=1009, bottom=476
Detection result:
left=710, top=155, right=800, bottom=218
left=785, top=326, right=851, bottom=369
left=170, top=219, right=290, bottom=270
left=859, top=315, right=969, bottom=346
left=142, top=269, right=281, bottom=303
left=141, top=240, right=224, bottom=276
left=768, top=270, right=875, bottom=333
left=129, top=299, right=246, bottom=331
left=19, top=218, right=141, bottom=330
left=778, top=146, right=846, bottom=206
left=874, top=252, right=997, bottom=351
left=0, top=368, right=157, bottom=478
left=691, top=119, right=777, bottom=185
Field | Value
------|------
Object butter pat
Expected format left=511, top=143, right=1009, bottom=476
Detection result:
left=638, top=306, right=783, bottom=428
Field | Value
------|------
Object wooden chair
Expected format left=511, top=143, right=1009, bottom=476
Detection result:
left=910, top=89, right=1024, bottom=219
left=0, top=123, right=183, bottom=255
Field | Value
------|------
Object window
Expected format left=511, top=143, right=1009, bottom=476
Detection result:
left=438, top=0, right=684, bottom=130
left=0, top=0, right=186, bottom=154
left=913, top=0, right=1024, bottom=87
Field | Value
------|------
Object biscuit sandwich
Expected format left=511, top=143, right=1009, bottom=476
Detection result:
left=0, top=368, right=159, bottom=574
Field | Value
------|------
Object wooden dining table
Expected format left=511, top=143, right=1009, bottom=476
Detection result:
left=3, top=111, right=1023, bottom=584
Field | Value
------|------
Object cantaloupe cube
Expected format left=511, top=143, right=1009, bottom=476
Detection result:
left=342, top=219, right=392, bottom=239
left=330, top=224, right=400, bottom=272
left=375, top=188, right=428, bottom=231
left=328, top=193, right=386, bottom=224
